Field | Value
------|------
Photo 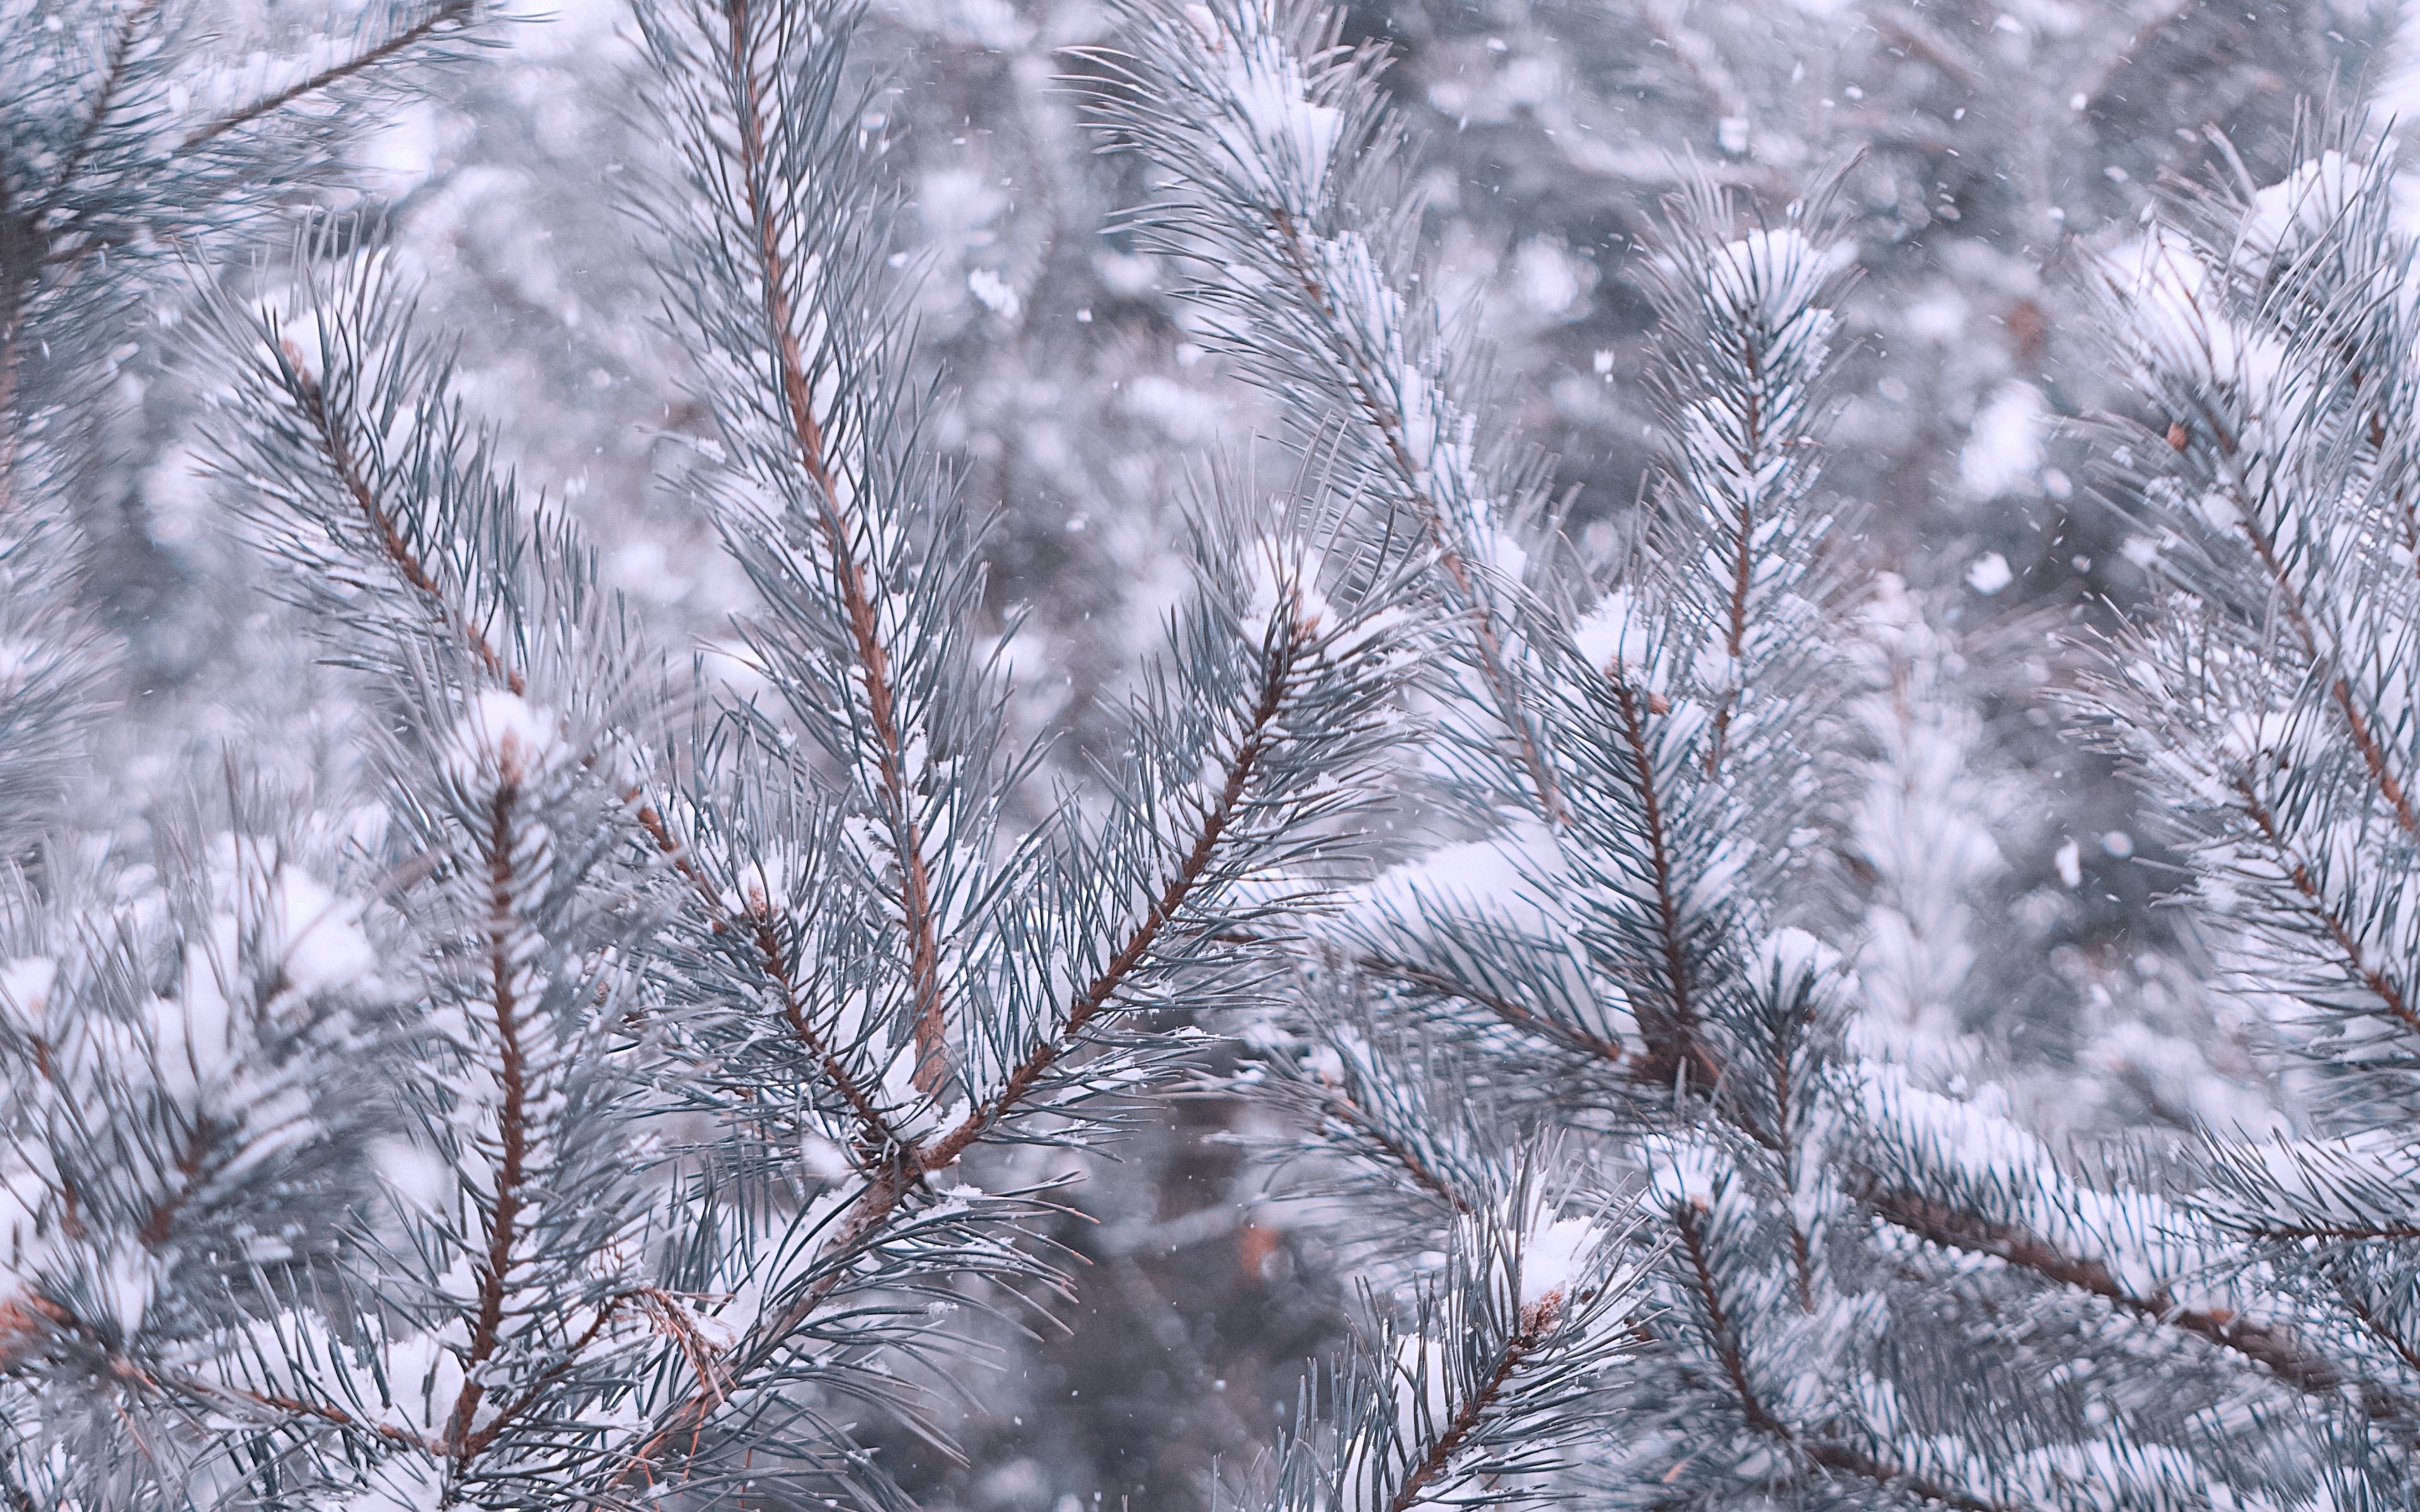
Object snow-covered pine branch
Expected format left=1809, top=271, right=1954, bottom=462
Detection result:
left=18, top=0, right=2420, bottom=1506
left=0, top=0, right=479, bottom=842
left=1081, top=0, right=1565, bottom=823
left=2074, top=122, right=2420, bottom=1476
left=1252, top=1183, right=1638, bottom=1512
left=1099, top=1, right=2410, bottom=1494
left=3, top=0, right=1419, bottom=1502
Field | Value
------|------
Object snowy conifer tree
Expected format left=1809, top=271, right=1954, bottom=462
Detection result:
left=1093, top=0, right=2420, bottom=1505
left=13, top=0, right=2420, bottom=1508
left=2, top=0, right=1425, bottom=1505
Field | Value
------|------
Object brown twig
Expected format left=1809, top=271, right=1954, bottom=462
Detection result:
left=1607, top=677, right=1717, bottom=1088
left=1262, top=203, right=1566, bottom=827
left=1863, top=1184, right=2417, bottom=1421
left=443, top=770, right=534, bottom=1460
left=1702, top=326, right=1766, bottom=779
left=2213, top=455, right=2419, bottom=838
left=922, top=611, right=1294, bottom=1171
left=236, top=1387, right=442, bottom=1455
left=722, top=1, right=948, bottom=1094
left=1385, top=1294, right=1560, bottom=1512
left=606, top=588, right=1312, bottom=1491
left=2231, top=777, right=2420, bottom=1040
left=626, top=796, right=904, bottom=1153
left=1351, top=949, right=1628, bottom=1066
left=175, top=0, right=475, bottom=156
left=39, top=0, right=163, bottom=217
left=1323, top=1089, right=1474, bottom=1217
left=1670, top=1203, right=2011, bottom=1511
left=279, top=340, right=522, bottom=694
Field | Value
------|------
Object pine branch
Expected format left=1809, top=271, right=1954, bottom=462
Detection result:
left=34, top=0, right=163, bottom=220
left=1384, top=1293, right=1561, bottom=1512
left=605, top=585, right=1338, bottom=1487
left=1255, top=200, right=1564, bottom=825
left=2230, top=777, right=2420, bottom=1040
left=172, top=0, right=478, bottom=158
left=2205, top=458, right=2418, bottom=838
left=273, top=339, right=522, bottom=694
left=1086, top=0, right=1567, bottom=823
left=1350, top=948, right=1628, bottom=1068
left=1669, top=1201, right=2014, bottom=1512
left=717, top=0, right=950, bottom=1094
left=926, top=620, right=1293, bottom=1169
left=1862, top=1186, right=2414, bottom=1418
left=1605, top=673, right=1712, bottom=1088
left=441, top=774, right=538, bottom=1465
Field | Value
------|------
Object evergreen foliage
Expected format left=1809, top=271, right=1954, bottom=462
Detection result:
left=6, top=0, right=2420, bottom=1508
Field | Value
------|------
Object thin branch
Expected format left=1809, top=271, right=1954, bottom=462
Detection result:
left=2208, top=453, right=2420, bottom=837
left=1672, top=1203, right=2012, bottom=1511
left=626, top=795, right=906, bottom=1152
left=1351, top=949, right=1628, bottom=1067
left=1863, top=1185, right=2417, bottom=1420
left=1606, top=676, right=1715, bottom=1087
left=2230, top=777, right=2420, bottom=1041
left=277, top=340, right=522, bottom=694
left=1704, top=326, right=1765, bottom=777
left=174, top=0, right=475, bottom=156
left=1385, top=1295, right=1560, bottom=1512
left=923, top=614, right=1296, bottom=1171
left=1261, top=203, right=1565, bottom=827
left=37, top=0, right=163, bottom=217
left=607, top=595, right=1311, bottom=1489
left=230, top=1387, right=443, bottom=1456
left=1322, top=1091, right=1473, bottom=1217
left=461, top=1293, right=638, bottom=1458
left=443, top=774, right=534, bottom=1462
left=722, top=0, right=948, bottom=1093
left=1672, top=1200, right=1783, bottom=1438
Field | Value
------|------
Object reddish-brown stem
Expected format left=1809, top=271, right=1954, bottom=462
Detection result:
left=1766, top=1024, right=1814, bottom=1312
left=2232, top=778, right=2420, bottom=1040
left=239, top=1387, right=441, bottom=1455
left=175, top=0, right=474, bottom=155
left=923, top=620, right=1291, bottom=1171
left=2334, top=1277, right=2420, bottom=1380
left=444, top=776, right=533, bottom=1459
left=461, top=1293, right=635, bottom=1458
left=627, top=797, right=902, bottom=1152
left=281, top=345, right=522, bottom=694
left=1671, top=1203, right=2010, bottom=1509
left=135, top=1124, right=219, bottom=1249
left=1673, top=1201, right=1783, bottom=1436
left=2, top=1302, right=447, bottom=1458
left=1705, top=328, right=1765, bottom=777
left=40, top=1, right=162, bottom=217
left=609, top=604, right=1307, bottom=1491
left=1352, top=949, right=1627, bottom=1066
left=1863, top=1185, right=2414, bottom=1418
left=2224, top=478, right=2418, bottom=837
left=1325, top=1090, right=1473, bottom=1216
left=1263, top=205, right=1564, bottom=827
left=749, top=906, right=906, bottom=1151
left=723, top=1, right=947, bottom=1092
left=1385, top=1295, right=1559, bottom=1512
left=1607, top=677, right=1716, bottom=1087
left=1799, top=1441, right=2014, bottom=1512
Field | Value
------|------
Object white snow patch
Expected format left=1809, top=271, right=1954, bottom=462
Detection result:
left=1965, top=553, right=2013, bottom=595
left=968, top=266, right=1022, bottom=319
left=445, top=689, right=563, bottom=787
left=1520, top=1215, right=1597, bottom=1307
left=1959, top=383, right=2046, bottom=498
